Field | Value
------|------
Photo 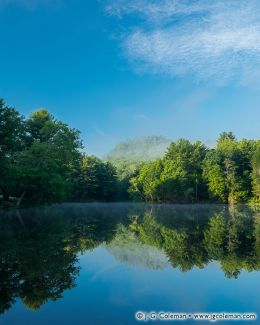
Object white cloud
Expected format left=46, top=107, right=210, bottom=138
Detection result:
left=105, top=0, right=260, bottom=84
left=105, top=0, right=216, bottom=21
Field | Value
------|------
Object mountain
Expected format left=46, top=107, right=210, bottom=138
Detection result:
left=104, top=136, right=171, bottom=163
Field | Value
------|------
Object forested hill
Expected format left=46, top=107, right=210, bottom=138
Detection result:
left=104, top=136, right=171, bottom=163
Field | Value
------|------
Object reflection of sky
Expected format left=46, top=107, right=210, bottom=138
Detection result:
left=1, top=247, right=259, bottom=325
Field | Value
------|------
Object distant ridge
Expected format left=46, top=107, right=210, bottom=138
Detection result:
left=104, top=136, right=171, bottom=163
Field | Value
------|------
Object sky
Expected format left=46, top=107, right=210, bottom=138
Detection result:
left=0, top=0, right=260, bottom=156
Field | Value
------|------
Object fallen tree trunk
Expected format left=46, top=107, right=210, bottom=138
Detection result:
left=16, top=191, right=26, bottom=207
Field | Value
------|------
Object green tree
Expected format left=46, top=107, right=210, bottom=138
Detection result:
left=160, top=140, right=207, bottom=202
left=128, top=160, right=163, bottom=201
left=251, top=147, right=260, bottom=201
left=73, top=155, right=118, bottom=201
left=0, top=99, right=25, bottom=201
left=203, top=133, right=255, bottom=204
left=17, top=109, right=82, bottom=203
left=26, top=109, right=59, bottom=143
left=203, top=150, right=226, bottom=201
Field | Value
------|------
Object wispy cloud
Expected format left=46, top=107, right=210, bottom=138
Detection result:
left=134, top=113, right=150, bottom=122
left=92, top=125, right=115, bottom=142
left=105, top=0, right=260, bottom=84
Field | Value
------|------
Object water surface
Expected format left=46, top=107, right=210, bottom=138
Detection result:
left=0, top=203, right=259, bottom=324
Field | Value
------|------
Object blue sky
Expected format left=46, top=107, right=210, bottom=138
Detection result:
left=0, top=0, right=259, bottom=156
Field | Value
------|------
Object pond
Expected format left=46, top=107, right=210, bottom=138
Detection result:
left=0, top=203, right=259, bottom=324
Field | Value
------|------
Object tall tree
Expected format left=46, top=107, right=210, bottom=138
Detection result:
left=0, top=99, right=25, bottom=201
left=162, top=139, right=207, bottom=202
left=128, top=160, right=163, bottom=201
left=17, top=109, right=82, bottom=203
left=73, top=155, right=118, bottom=202
left=203, top=133, right=255, bottom=203
left=251, top=147, right=260, bottom=201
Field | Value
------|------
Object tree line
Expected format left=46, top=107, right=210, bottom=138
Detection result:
left=128, top=134, right=260, bottom=204
left=0, top=99, right=259, bottom=205
left=0, top=99, right=117, bottom=205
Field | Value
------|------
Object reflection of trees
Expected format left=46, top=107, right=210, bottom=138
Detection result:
left=132, top=212, right=208, bottom=272
left=0, top=204, right=126, bottom=315
left=254, top=213, right=260, bottom=260
left=0, top=210, right=79, bottom=314
left=0, top=203, right=259, bottom=315
left=0, top=259, right=20, bottom=314
left=126, top=205, right=260, bottom=277
left=203, top=207, right=259, bottom=278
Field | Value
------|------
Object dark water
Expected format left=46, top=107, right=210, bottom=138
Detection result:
left=0, top=203, right=259, bottom=324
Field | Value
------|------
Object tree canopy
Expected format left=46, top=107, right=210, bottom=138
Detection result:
left=0, top=99, right=259, bottom=205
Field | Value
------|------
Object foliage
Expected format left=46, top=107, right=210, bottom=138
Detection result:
left=0, top=100, right=25, bottom=201
left=129, top=139, right=208, bottom=203
left=105, top=136, right=171, bottom=201
left=0, top=98, right=259, bottom=205
left=203, top=133, right=257, bottom=204
left=129, top=160, right=163, bottom=201
left=72, top=155, right=118, bottom=201
left=0, top=100, right=120, bottom=204
left=251, top=147, right=260, bottom=201
left=0, top=100, right=85, bottom=204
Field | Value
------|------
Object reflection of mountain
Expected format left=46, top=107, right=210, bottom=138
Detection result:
left=0, top=203, right=259, bottom=315
left=106, top=225, right=169, bottom=270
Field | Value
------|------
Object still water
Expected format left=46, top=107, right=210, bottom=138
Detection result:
left=0, top=203, right=259, bottom=324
